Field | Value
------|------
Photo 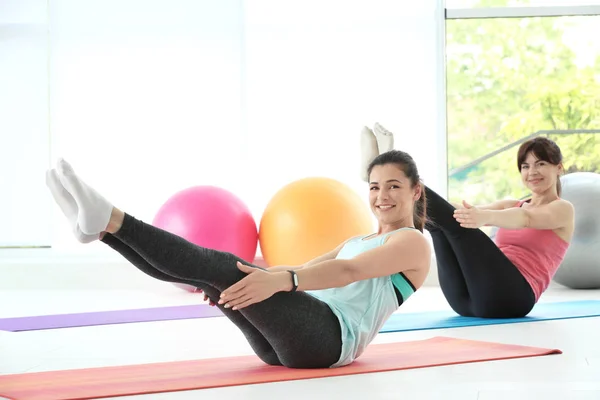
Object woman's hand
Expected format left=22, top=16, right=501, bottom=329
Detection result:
left=219, top=262, right=290, bottom=310
left=453, top=200, right=489, bottom=229
left=196, top=289, right=216, bottom=306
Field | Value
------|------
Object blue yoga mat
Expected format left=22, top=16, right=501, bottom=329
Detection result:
left=380, top=300, right=600, bottom=333
left=3, top=300, right=597, bottom=333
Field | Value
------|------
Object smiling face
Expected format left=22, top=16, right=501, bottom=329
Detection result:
left=520, top=152, right=562, bottom=195
left=368, top=163, right=420, bottom=227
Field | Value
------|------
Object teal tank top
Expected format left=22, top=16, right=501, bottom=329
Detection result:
left=306, top=227, right=417, bottom=368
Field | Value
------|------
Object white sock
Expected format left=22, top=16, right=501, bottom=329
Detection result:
left=46, top=169, right=99, bottom=243
left=56, top=159, right=113, bottom=236
left=360, top=126, right=379, bottom=182
left=373, top=122, right=395, bottom=153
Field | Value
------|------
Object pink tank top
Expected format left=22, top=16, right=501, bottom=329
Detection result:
left=494, top=200, right=570, bottom=301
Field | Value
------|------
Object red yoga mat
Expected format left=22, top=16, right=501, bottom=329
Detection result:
left=0, top=336, right=561, bottom=400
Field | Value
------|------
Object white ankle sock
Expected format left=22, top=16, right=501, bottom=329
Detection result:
left=373, top=122, right=395, bottom=153
left=360, top=126, right=379, bottom=182
left=46, top=169, right=99, bottom=243
left=56, top=159, right=113, bottom=235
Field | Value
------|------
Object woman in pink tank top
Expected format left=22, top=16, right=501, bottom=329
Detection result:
left=448, top=137, right=575, bottom=314
left=363, top=126, right=575, bottom=318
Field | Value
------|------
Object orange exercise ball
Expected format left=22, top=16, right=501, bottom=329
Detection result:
left=259, top=177, right=374, bottom=267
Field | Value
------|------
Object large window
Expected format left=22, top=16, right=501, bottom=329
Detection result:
left=446, top=11, right=600, bottom=206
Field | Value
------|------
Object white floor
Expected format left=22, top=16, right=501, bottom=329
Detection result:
left=1, top=259, right=600, bottom=400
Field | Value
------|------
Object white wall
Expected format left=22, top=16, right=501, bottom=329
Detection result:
left=1, top=0, right=447, bottom=258
left=0, top=0, right=51, bottom=247
left=243, top=0, right=447, bottom=220
left=48, top=0, right=245, bottom=252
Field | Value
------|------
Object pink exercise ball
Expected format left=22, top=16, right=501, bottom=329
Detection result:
left=153, top=185, right=258, bottom=264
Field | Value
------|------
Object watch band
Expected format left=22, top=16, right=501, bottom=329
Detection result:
left=287, top=270, right=299, bottom=292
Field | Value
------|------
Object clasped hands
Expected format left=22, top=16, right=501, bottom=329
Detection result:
left=453, top=200, right=489, bottom=229
left=198, top=262, right=291, bottom=311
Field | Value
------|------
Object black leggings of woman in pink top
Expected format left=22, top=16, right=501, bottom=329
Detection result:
left=425, top=186, right=535, bottom=318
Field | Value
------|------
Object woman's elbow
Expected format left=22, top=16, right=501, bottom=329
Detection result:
left=342, top=261, right=362, bottom=286
left=523, top=213, right=533, bottom=228
left=518, top=209, right=534, bottom=228
left=523, top=211, right=558, bottom=230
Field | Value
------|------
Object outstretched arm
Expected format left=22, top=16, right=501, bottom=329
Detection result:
left=481, top=199, right=574, bottom=230
left=454, top=199, right=574, bottom=230
left=452, top=199, right=520, bottom=211
left=291, top=229, right=430, bottom=291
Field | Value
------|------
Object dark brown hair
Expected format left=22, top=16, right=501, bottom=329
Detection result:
left=517, top=137, right=564, bottom=196
left=367, top=150, right=427, bottom=232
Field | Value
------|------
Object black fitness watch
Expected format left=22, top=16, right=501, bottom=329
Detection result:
left=287, top=270, right=299, bottom=292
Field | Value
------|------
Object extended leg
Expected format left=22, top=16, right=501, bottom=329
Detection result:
left=101, top=233, right=282, bottom=366
left=54, top=161, right=341, bottom=368
left=110, top=213, right=342, bottom=368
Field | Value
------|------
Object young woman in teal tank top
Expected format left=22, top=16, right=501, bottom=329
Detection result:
left=46, top=149, right=431, bottom=369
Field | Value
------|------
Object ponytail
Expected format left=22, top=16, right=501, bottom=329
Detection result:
left=413, top=182, right=427, bottom=232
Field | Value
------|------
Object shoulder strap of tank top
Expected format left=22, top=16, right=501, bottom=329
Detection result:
left=517, top=198, right=531, bottom=207
left=381, top=226, right=418, bottom=240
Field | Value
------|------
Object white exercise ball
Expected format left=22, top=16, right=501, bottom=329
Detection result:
left=553, top=172, right=600, bottom=289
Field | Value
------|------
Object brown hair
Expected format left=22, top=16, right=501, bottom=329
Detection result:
left=367, top=150, right=427, bottom=232
left=517, top=137, right=564, bottom=196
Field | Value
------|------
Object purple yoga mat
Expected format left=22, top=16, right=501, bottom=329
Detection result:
left=0, top=305, right=224, bottom=332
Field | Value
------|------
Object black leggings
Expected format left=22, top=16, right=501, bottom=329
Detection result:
left=101, top=213, right=342, bottom=368
left=424, top=187, right=535, bottom=318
